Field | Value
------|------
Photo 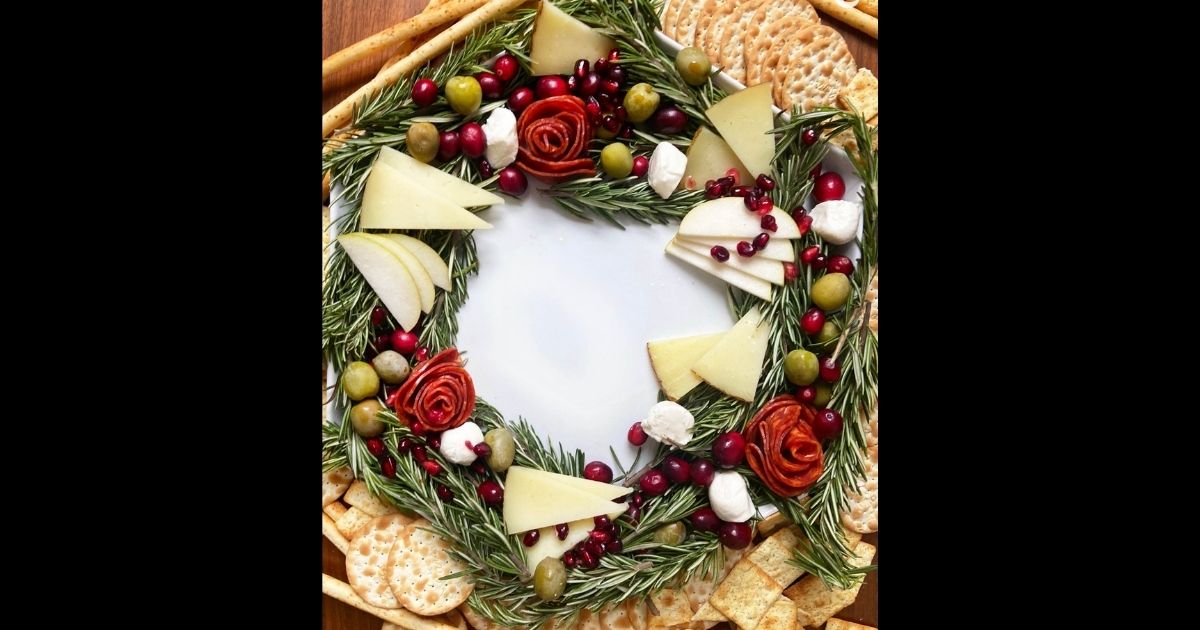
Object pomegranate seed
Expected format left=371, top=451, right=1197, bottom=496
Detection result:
left=412, top=444, right=427, bottom=463
left=414, top=347, right=430, bottom=362
left=493, top=54, right=518, bottom=82
left=810, top=163, right=823, bottom=179
left=586, top=538, right=606, bottom=557
left=397, top=438, right=413, bottom=454
left=477, top=480, right=504, bottom=505
left=608, top=48, right=620, bottom=62
left=743, top=191, right=759, bottom=211
left=812, top=408, right=844, bottom=440
left=718, top=175, right=736, bottom=189
left=371, top=306, right=387, bottom=326
left=437, top=484, right=454, bottom=502
left=579, top=549, right=598, bottom=569
left=625, top=505, right=641, bottom=523
left=563, top=551, right=578, bottom=569
left=705, top=179, right=723, bottom=199
left=478, top=159, right=494, bottom=179
left=366, top=438, right=386, bottom=457
left=802, top=128, right=818, bottom=145
left=819, top=356, right=840, bottom=383
left=731, top=185, right=752, bottom=197
left=471, top=460, right=489, bottom=475
left=630, top=492, right=644, bottom=507
left=608, top=66, right=626, bottom=85
left=602, top=114, right=620, bottom=132
left=797, top=214, right=813, bottom=235
left=422, top=460, right=442, bottom=476
left=812, top=254, right=827, bottom=270
left=753, top=232, right=770, bottom=250
left=756, top=174, right=776, bottom=191
left=632, top=155, right=649, bottom=177
left=814, top=172, right=845, bottom=202
left=796, top=385, right=817, bottom=403
left=523, top=530, right=540, bottom=547
left=639, top=469, right=668, bottom=495
left=710, top=245, right=730, bottom=262
left=585, top=461, right=614, bottom=483
left=574, top=59, right=590, bottom=79
left=754, top=195, right=774, bottom=214
left=619, top=125, right=634, bottom=139
left=614, top=104, right=628, bottom=121
left=427, top=433, right=442, bottom=449
left=801, top=307, right=826, bottom=335
left=783, top=262, right=799, bottom=282
left=585, top=96, right=602, bottom=123
left=712, top=431, right=745, bottom=468
left=594, top=515, right=612, bottom=529
left=827, top=255, right=854, bottom=275
left=473, top=442, right=492, bottom=458
left=663, top=455, right=690, bottom=484
left=425, top=409, right=446, bottom=425
left=607, top=538, right=624, bottom=554
left=736, top=241, right=755, bottom=257
left=690, top=459, right=715, bottom=486
left=556, top=523, right=570, bottom=540
left=725, top=168, right=741, bottom=184
left=800, top=246, right=821, bottom=265
left=410, top=421, right=427, bottom=436
left=595, top=57, right=610, bottom=74
left=791, top=206, right=807, bottom=222
left=690, top=507, right=719, bottom=532
left=628, top=422, right=647, bottom=446
left=567, top=75, right=580, bottom=93
left=761, top=215, right=778, bottom=232
left=601, top=79, right=620, bottom=95
left=381, top=457, right=397, bottom=477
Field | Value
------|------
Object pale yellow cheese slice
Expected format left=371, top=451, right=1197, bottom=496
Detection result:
left=678, top=236, right=794, bottom=262
left=360, top=233, right=436, bottom=313
left=523, top=510, right=624, bottom=571
left=680, top=126, right=751, bottom=191
left=665, top=240, right=773, bottom=301
left=678, top=197, right=799, bottom=239
left=374, top=146, right=503, bottom=209
left=360, top=161, right=492, bottom=231
left=647, top=332, right=725, bottom=400
left=671, top=238, right=784, bottom=284
left=529, top=0, right=617, bottom=76
left=691, top=306, right=770, bottom=402
left=336, top=234, right=421, bottom=331
left=375, top=233, right=451, bottom=290
left=503, top=466, right=629, bottom=534
left=704, top=83, right=777, bottom=179
left=517, top=466, right=634, bottom=501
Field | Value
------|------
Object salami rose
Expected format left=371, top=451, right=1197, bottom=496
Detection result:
left=387, top=348, right=475, bottom=432
left=514, top=95, right=596, bottom=182
left=743, top=395, right=824, bottom=497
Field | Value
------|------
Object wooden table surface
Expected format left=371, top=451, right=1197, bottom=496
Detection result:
left=322, top=2, right=878, bottom=628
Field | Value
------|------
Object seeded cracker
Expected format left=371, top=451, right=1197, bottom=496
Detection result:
left=708, top=560, right=783, bottom=630
left=388, top=520, right=474, bottom=615
left=837, top=68, right=878, bottom=121
left=743, top=0, right=820, bottom=86
left=345, top=479, right=403, bottom=517
left=338, top=506, right=378, bottom=541
left=713, top=0, right=769, bottom=86
left=782, top=541, right=876, bottom=627
left=756, top=596, right=798, bottom=630
left=323, top=466, right=354, bottom=506
left=771, top=24, right=857, bottom=112
left=346, top=514, right=412, bottom=608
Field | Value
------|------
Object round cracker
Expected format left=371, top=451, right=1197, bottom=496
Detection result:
left=742, top=0, right=820, bottom=86
left=388, top=520, right=474, bottom=615
left=672, top=0, right=704, bottom=46
left=771, top=24, right=857, bottom=113
left=323, top=466, right=354, bottom=507
left=715, top=0, right=771, bottom=85
left=693, top=0, right=726, bottom=59
left=661, top=0, right=684, bottom=38
left=599, top=602, right=639, bottom=630
left=345, top=513, right=410, bottom=608
left=841, top=444, right=878, bottom=533
left=624, top=600, right=649, bottom=630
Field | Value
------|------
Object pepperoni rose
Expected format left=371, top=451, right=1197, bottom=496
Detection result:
left=387, top=348, right=475, bottom=432
left=743, top=395, right=824, bottom=497
left=514, top=95, right=596, bottom=182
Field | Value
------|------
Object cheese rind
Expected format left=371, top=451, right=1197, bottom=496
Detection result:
left=665, top=240, right=773, bottom=300
left=704, top=83, right=776, bottom=178
left=671, top=238, right=784, bottom=284
left=678, top=197, right=800, bottom=239
left=529, top=0, right=617, bottom=76
left=503, top=466, right=630, bottom=534
left=374, top=146, right=503, bottom=208
left=336, top=233, right=422, bottom=331
left=691, top=307, right=771, bottom=402
left=678, top=236, right=794, bottom=262
left=374, top=233, right=451, bottom=290
left=681, top=127, right=751, bottom=191
left=648, top=332, right=726, bottom=400
left=360, top=161, right=493, bottom=230
left=360, top=233, right=436, bottom=313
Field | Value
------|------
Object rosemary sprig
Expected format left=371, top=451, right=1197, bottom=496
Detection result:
left=544, top=176, right=705, bottom=227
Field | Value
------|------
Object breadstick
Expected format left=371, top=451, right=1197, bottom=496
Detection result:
left=322, top=0, right=526, bottom=138
left=322, top=0, right=490, bottom=80
left=808, top=0, right=878, bottom=39
left=322, top=573, right=461, bottom=630
left=857, top=0, right=878, bottom=19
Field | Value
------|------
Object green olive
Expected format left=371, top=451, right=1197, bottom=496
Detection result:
left=811, top=273, right=851, bottom=311
left=445, top=76, right=482, bottom=116
left=622, top=83, right=661, bottom=123
left=653, top=522, right=687, bottom=546
left=533, top=557, right=567, bottom=601
left=342, top=361, right=380, bottom=401
left=484, top=428, right=516, bottom=472
left=814, top=322, right=841, bottom=351
left=813, top=381, right=832, bottom=408
left=600, top=143, right=633, bottom=178
left=784, top=349, right=820, bottom=386
left=675, top=47, right=712, bottom=86
left=372, top=350, right=411, bottom=385
left=405, top=122, right=440, bottom=164
left=350, top=399, right=386, bottom=437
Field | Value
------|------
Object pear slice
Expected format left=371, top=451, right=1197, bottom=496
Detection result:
left=665, top=240, right=773, bottom=301
left=374, top=233, right=451, bottom=290
left=678, top=197, right=800, bottom=239
left=359, top=233, right=436, bottom=314
left=360, top=161, right=492, bottom=231
left=671, top=238, right=784, bottom=285
left=337, top=234, right=421, bottom=331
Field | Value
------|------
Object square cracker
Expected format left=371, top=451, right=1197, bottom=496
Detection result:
left=756, top=511, right=790, bottom=538
left=344, top=479, right=400, bottom=517
left=837, top=69, right=878, bottom=121
left=756, top=597, right=797, bottom=630
left=748, top=527, right=805, bottom=586
left=782, top=542, right=876, bottom=628
left=324, top=500, right=349, bottom=521
left=825, top=620, right=876, bottom=630
left=709, top=560, right=783, bottom=630
left=690, top=603, right=725, bottom=623
left=336, top=505, right=376, bottom=540
left=648, top=588, right=695, bottom=630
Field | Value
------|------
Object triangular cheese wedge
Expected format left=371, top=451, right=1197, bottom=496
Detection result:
left=503, top=466, right=629, bottom=534
left=681, top=126, right=751, bottom=191
left=648, top=332, right=726, bottom=400
left=678, top=197, right=799, bottom=239
left=704, top=83, right=776, bottom=179
left=359, top=233, right=436, bottom=313
left=374, top=146, right=503, bottom=208
left=523, top=467, right=633, bottom=501
left=665, top=240, right=773, bottom=301
left=375, top=233, right=451, bottom=290
left=529, top=0, right=617, bottom=76
left=691, top=307, right=770, bottom=402
left=336, top=234, right=421, bottom=331
left=672, top=238, right=784, bottom=284
left=678, top=236, right=794, bottom=262
left=360, top=161, right=493, bottom=230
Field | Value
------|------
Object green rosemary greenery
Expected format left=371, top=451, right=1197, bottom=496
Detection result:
left=544, top=176, right=705, bottom=227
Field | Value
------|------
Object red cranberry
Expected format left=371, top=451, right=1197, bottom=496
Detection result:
left=523, top=529, right=540, bottom=546
left=584, top=461, right=614, bottom=483
left=608, top=48, right=620, bottom=62
left=555, top=523, right=570, bottom=540
left=371, top=334, right=391, bottom=355
left=710, top=245, right=730, bottom=262
left=796, top=385, right=817, bottom=404
left=736, top=241, right=756, bottom=257
left=594, top=57, right=610, bottom=75
left=813, top=408, right=844, bottom=440
left=412, top=444, right=427, bottom=463
left=639, top=469, right=668, bottom=495
left=459, top=122, right=486, bottom=158
left=814, top=172, right=845, bottom=202
left=712, top=431, right=745, bottom=468
left=584, top=96, right=603, bottom=123
left=662, top=455, right=691, bottom=484
left=437, top=484, right=454, bottom=502
left=391, top=330, right=419, bottom=354
left=580, top=72, right=601, bottom=97
left=422, top=460, right=442, bottom=476
left=412, top=78, right=438, bottom=107
left=594, top=515, right=612, bottom=529
left=437, top=130, right=460, bottom=161
left=574, top=59, right=590, bottom=79
left=753, top=232, right=770, bottom=250
left=477, top=480, right=504, bottom=505
left=371, top=306, right=387, bottom=326
left=498, top=166, right=528, bottom=196
left=802, top=128, right=818, bottom=145
left=628, top=422, right=647, bottom=446
left=536, top=75, right=569, bottom=99
left=705, top=179, right=723, bottom=199
left=629, top=492, right=644, bottom=507
left=783, top=262, right=799, bottom=282
left=797, top=214, right=813, bottom=235
left=607, top=538, right=624, bottom=554
left=827, top=255, right=854, bottom=276
left=756, top=174, right=776, bottom=191
left=608, top=66, right=626, bottom=85
left=381, top=457, right=397, bottom=478
left=563, top=550, right=578, bottom=569
left=800, top=246, right=821, bottom=265
left=690, top=507, right=720, bottom=532
left=761, top=215, right=778, bottom=232
left=493, top=53, right=518, bottom=82
left=397, top=438, right=413, bottom=454
left=819, top=356, right=840, bottom=383
left=414, top=347, right=430, bottom=362
left=731, top=185, right=752, bottom=197
left=718, top=522, right=752, bottom=549
left=801, top=307, right=826, bottom=335
left=578, top=549, right=598, bottom=569
left=754, top=195, right=774, bottom=214
left=690, top=459, right=715, bottom=486
left=632, top=155, right=649, bottom=177
left=652, top=106, right=687, bottom=134
left=473, top=442, right=492, bottom=458
left=507, top=86, right=534, bottom=114
left=476, top=71, right=503, bottom=99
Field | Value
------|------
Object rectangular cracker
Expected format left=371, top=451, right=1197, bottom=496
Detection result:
left=336, top=505, right=375, bottom=540
left=756, top=511, right=789, bottom=538
left=748, top=527, right=805, bottom=586
left=709, top=560, right=783, bottom=630
left=690, top=602, right=726, bottom=623
left=324, top=500, right=349, bottom=521
left=837, top=68, right=878, bottom=121
left=649, top=588, right=696, bottom=630
left=825, top=619, right=876, bottom=630
left=782, top=542, right=876, bottom=628
left=322, top=512, right=350, bottom=554
left=756, top=596, right=797, bottom=630
left=344, top=479, right=399, bottom=517
left=323, top=573, right=460, bottom=630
